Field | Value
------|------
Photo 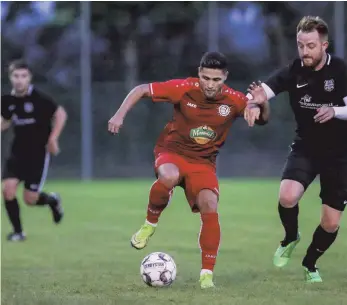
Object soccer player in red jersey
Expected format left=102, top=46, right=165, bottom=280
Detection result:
left=108, top=52, right=270, bottom=288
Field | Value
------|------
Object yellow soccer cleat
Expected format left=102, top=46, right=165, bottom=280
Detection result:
left=199, top=273, right=215, bottom=289
left=130, top=222, right=156, bottom=250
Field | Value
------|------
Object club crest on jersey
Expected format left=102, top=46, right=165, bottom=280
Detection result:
left=324, top=79, right=334, bottom=92
left=190, top=125, right=216, bottom=145
left=24, top=102, right=34, bottom=113
left=218, top=105, right=230, bottom=117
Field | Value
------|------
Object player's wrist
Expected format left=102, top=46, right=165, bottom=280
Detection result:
left=48, top=134, right=59, bottom=142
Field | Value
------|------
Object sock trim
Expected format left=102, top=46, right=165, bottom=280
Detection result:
left=145, top=220, right=157, bottom=227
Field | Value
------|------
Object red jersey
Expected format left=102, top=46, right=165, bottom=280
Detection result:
left=150, top=77, right=247, bottom=166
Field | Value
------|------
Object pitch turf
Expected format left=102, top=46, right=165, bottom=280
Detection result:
left=2, top=180, right=346, bottom=305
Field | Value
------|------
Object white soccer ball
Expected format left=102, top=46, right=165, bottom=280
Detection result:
left=140, top=252, right=177, bottom=287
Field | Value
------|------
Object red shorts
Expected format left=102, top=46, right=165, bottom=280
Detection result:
left=154, top=152, right=219, bottom=213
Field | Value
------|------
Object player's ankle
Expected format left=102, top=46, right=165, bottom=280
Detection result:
left=200, top=269, right=213, bottom=276
left=145, top=220, right=157, bottom=227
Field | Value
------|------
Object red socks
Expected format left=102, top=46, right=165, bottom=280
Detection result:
left=146, top=180, right=172, bottom=224
left=199, top=213, right=221, bottom=272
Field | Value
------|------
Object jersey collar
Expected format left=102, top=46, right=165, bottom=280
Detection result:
left=300, top=53, right=331, bottom=68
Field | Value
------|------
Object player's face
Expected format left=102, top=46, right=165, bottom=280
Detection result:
left=297, top=30, right=328, bottom=69
left=198, top=67, right=227, bottom=99
left=10, top=69, right=32, bottom=94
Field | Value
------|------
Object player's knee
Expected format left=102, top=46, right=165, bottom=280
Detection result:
left=23, top=191, right=38, bottom=206
left=320, top=219, right=339, bottom=233
left=279, top=192, right=299, bottom=208
left=197, top=189, right=218, bottom=213
left=2, top=183, right=17, bottom=201
left=158, top=167, right=180, bottom=189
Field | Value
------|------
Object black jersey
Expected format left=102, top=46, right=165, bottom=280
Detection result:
left=265, top=54, right=347, bottom=154
left=1, top=86, right=58, bottom=157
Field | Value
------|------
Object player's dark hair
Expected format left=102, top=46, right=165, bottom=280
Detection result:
left=297, top=16, right=329, bottom=40
left=8, top=59, right=31, bottom=74
left=200, top=52, right=228, bottom=71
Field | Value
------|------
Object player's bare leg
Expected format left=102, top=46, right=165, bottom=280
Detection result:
left=302, top=205, right=342, bottom=283
left=23, top=189, right=63, bottom=224
left=274, top=180, right=304, bottom=267
left=131, top=163, right=178, bottom=250
left=2, top=178, right=25, bottom=241
left=196, top=189, right=220, bottom=289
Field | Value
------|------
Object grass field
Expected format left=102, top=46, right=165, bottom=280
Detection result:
left=1, top=179, right=346, bottom=305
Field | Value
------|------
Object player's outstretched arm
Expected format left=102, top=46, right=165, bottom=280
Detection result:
left=108, top=84, right=150, bottom=134
left=1, top=116, right=11, bottom=131
left=244, top=82, right=270, bottom=126
left=255, top=100, right=270, bottom=125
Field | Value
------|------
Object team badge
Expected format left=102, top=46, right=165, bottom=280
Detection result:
left=218, top=105, right=230, bottom=117
left=24, top=102, right=34, bottom=113
left=324, top=79, right=334, bottom=92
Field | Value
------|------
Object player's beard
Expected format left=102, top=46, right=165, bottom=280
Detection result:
left=302, top=52, right=325, bottom=70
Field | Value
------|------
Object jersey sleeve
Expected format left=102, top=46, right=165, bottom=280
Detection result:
left=233, top=91, right=248, bottom=115
left=264, top=65, right=291, bottom=96
left=149, top=79, right=186, bottom=104
left=42, top=97, right=58, bottom=119
left=1, top=96, right=12, bottom=120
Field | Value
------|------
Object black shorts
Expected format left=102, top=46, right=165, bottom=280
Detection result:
left=281, top=146, right=347, bottom=211
left=2, top=152, right=51, bottom=192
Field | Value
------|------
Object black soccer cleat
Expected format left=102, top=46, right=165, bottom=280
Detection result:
left=7, top=232, right=26, bottom=242
left=48, top=193, right=64, bottom=224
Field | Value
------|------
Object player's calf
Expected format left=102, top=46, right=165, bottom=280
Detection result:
left=2, top=179, right=24, bottom=238
left=23, top=190, right=64, bottom=223
left=196, top=189, right=219, bottom=288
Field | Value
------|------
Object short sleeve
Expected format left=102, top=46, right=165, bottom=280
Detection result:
left=42, top=97, right=58, bottom=119
left=1, top=96, right=12, bottom=120
left=149, top=79, right=186, bottom=104
left=264, top=65, right=291, bottom=96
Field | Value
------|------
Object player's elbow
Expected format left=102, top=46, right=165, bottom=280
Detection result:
left=55, top=106, right=67, bottom=122
left=136, top=84, right=151, bottom=98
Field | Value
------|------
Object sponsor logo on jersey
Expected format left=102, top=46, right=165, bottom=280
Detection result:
left=324, top=79, right=334, bottom=92
left=190, top=125, right=216, bottom=145
left=299, top=94, right=334, bottom=110
left=218, top=105, right=230, bottom=116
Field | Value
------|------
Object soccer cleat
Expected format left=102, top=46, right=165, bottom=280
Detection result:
left=49, top=193, right=64, bottom=224
left=304, top=267, right=323, bottom=283
left=273, top=233, right=301, bottom=267
left=131, top=223, right=156, bottom=250
left=199, top=273, right=215, bottom=289
left=7, top=232, right=26, bottom=242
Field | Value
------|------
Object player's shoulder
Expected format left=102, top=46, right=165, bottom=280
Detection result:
left=221, top=85, right=247, bottom=105
left=328, top=54, right=347, bottom=72
left=30, top=87, right=55, bottom=104
left=1, top=93, right=13, bottom=106
left=176, top=77, right=200, bottom=91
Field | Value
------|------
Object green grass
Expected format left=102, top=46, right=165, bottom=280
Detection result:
left=1, top=179, right=346, bottom=305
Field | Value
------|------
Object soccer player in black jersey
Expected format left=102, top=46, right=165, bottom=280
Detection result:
left=1, top=60, right=67, bottom=241
left=247, top=16, right=347, bottom=282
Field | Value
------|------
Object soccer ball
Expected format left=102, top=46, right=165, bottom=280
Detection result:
left=140, top=252, right=177, bottom=287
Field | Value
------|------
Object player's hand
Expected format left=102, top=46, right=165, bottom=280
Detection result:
left=244, top=104, right=260, bottom=127
left=108, top=113, right=124, bottom=134
left=247, top=81, right=267, bottom=105
left=314, top=106, right=335, bottom=124
left=47, top=137, right=60, bottom=156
